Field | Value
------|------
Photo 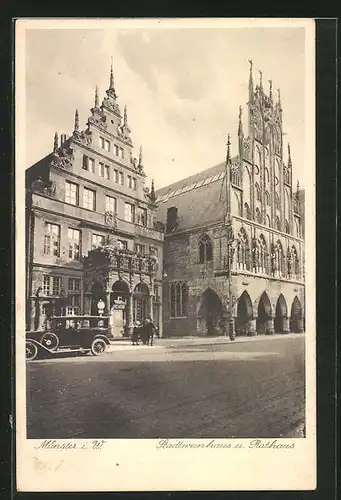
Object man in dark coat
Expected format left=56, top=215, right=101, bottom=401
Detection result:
left=144, top=317, right=156, bottom=346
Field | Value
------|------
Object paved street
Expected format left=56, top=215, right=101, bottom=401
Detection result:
left=26, top=334, right=305, bottom=439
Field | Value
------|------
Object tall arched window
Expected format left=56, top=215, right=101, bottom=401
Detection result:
left=265, top=167, right=270, bottom=183
left=285, top=219, right=290, bottom=234
left=295, top=219, right=300, bottom=238
left=255, top=208, right=262, bottom=224
left=275, top=192, right=280, bottom=210
left=244, top=202, right=251, bottom=220
left=237, top=228, right=250, bottom=271
left=265, top=191, right=270, bottom=206
left=258, top=235, right=268, bottom=273
left=255, top=182, right=261, bottom=202
left=275, top=241, right=284, bottom=277
left=265, top=215, right=271, bottom=227
left=198, top=234, right=213, bottom=263
left=275, top=216, right=281, bottom=231
left=291, top=246, right=299, bottom=278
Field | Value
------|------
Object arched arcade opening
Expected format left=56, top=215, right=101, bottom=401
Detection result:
left=256, top=292, right=272, bottom=334
left=235, top=290, right=253, bottom=336
left=197, top=288, right=223, bottom=335
left=274, top=294, right=289, bottom=333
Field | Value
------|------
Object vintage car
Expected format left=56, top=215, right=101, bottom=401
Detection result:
left=25, top=315, right=113, bottom=361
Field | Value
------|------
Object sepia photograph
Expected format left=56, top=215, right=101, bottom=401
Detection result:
left=16, top=18, right=316, bottom=491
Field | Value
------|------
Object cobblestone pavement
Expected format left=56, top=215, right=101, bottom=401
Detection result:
left=26, top=334, right=305, bottom=439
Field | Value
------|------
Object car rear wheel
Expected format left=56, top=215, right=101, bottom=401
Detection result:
left=91, top=338, right=107, bottom=356
left=40, top=332, right=59, bottom=351
left=26, top=341, right=38, bottom=361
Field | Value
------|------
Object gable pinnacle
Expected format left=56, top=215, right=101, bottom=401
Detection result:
left=74, top=109, right=79, bottom=133
left=124, top=105, right=128, bottom=126
left=277, top=88, right=282, bottom=110
left=95, top=86, right=99, bottom=108
left=248, top=58, right=254, bottom=100
left=238, top=105, right=243, bottom=136
left=53, top=132, right=58, bottom=152
left=226, top=133, right=231, bottom=164
left=138, top=145, right=143, bottom=167
left=288, top=143, right=292, bottom=166
left=109, top=62, right=115, bottom=91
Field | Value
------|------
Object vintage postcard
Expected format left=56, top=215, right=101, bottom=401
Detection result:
left=16, top=18, right=316, bottom=491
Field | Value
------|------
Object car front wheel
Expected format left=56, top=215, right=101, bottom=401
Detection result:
left=91, top=338, right=107, bottom=356
left=40, top=332, right=59, bottom=351
left=26, top=341, right=38, bottom=361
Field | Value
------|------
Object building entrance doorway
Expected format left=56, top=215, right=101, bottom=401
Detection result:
left=133, top=282, right=150, bottom=323
left=274, top=294, right=288, bottom=333
left=235, top=290, right=253, bottom=335
left=256, top=292, right=272, bottom=334
left=198, top=288, right=223, bottom=335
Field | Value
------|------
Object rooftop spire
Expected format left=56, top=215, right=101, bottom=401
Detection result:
left=53, top=132, right=58, bottom=152
left=248, top=58, right=254, bottom=101
left=288, top=143, right=292, bottom=167
left=74, top=109, right=79, bottom=133
left=268, top=79, right=273, bottom=101
left=95, top=86, right=99, bottom=108
left=277, top=88, right=282, bottom=111
left=258, top=69, right=263, bottom=91
left=238, top=105, right=243, bottom=136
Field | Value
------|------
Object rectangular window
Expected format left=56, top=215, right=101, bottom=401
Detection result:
left=68, top=228, right=81, bottom=260
left=99, top=137, right=110, bottom=152
left=136, top=207, right=147, bottom=227
left=65, top=181, right=79, bottom=206
left=44, top=223, right=60, bottom=257
left=124, top=202, right=135, bottom=223
left=119, top=147, right=124, bottom=159
left=68, top=278, right=81, bottom=292
left=43, top=275, right=50, bottom=295
left=82, top=155, right=95, bottom=173
left=105, top=195, right=116, bottom=213
left=99, top=163, right=110, bottom=179
left=92, top=233, right=105, bottom=250
left=114, top=145, right=119, bottom=156
left=127, top=176, right=137, bottom=189
left=52, top=276, right=62, bottom=296
left=135, top=243, right=145, bottom=255
left=117, top=239, right=128, bottom=250
left=83, top=187, right=96, bottom=211
left=66, top=294, right=81, bottom=316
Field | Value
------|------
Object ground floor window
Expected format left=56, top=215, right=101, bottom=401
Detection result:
left=169, top=282, right=188, bottom=317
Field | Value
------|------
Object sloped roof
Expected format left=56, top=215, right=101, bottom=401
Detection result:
left=156, top=162, right=229, bottom=233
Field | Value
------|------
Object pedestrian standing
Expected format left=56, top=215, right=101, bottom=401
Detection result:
left=145, top=317, right=156, bottom=346
left=132, top=321, right=140, bottom=345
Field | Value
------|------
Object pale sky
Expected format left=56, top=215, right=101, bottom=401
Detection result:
left=24, top=23, right=308, bottom=190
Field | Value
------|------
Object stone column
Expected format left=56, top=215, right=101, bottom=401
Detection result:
left=126, top=293, right=133, bottom=336
left=248, top=317, right=257, bottom=336
left=283, top=316, right=290, bottom=334
left=30, top=298, right=36, bottom=330
left=266, top=315, right=275, bottom=335
left=106, top=291, right=111, bottom=315
left=149, top=294, right=154, bottom=321
left=38, top=301, right=45, bottom=330
left=228, top=316, right=235, bottom=340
